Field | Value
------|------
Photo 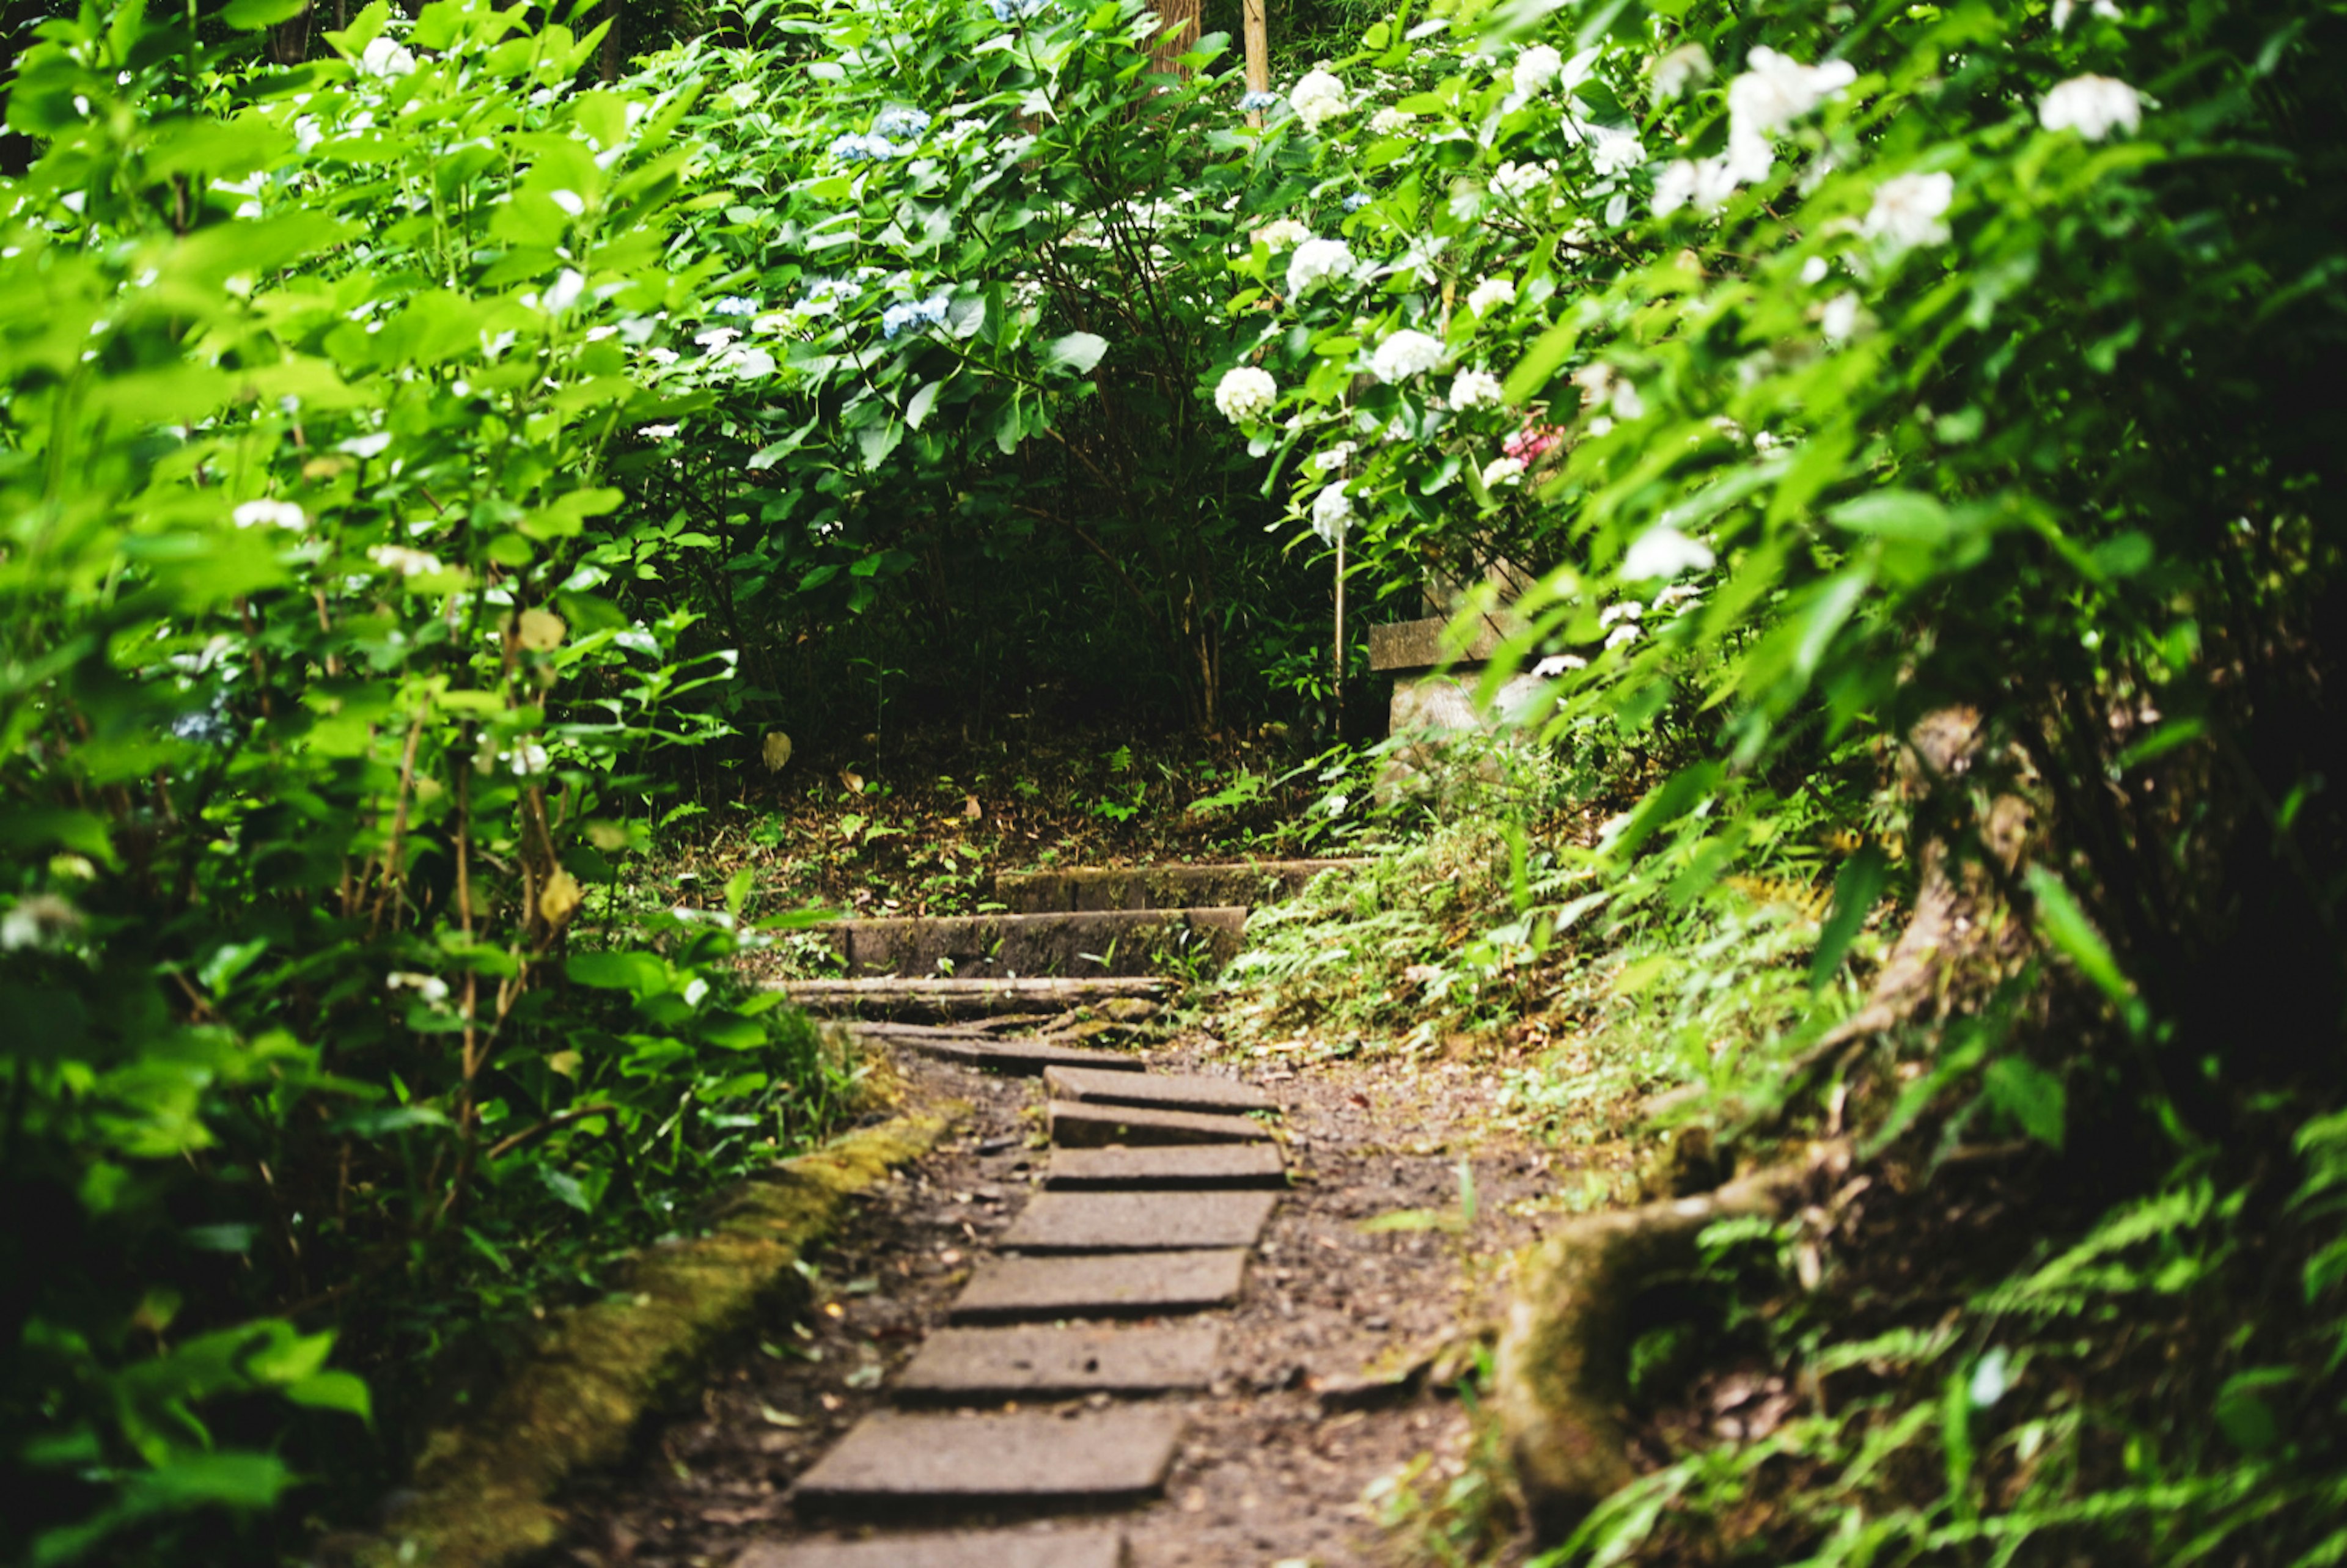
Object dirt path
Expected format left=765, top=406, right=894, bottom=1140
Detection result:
left=548, top=1017, right=1630, bottom=1566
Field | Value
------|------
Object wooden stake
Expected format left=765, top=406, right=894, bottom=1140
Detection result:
left=1244, top=0, right=1269, bottom=126
left=1333, top=526, right=1346, bottom=742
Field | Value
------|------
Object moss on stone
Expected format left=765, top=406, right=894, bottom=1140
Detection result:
left=357, top=1109, right=955, bottom=1568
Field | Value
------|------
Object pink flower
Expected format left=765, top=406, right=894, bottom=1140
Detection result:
left=1503, top=419, right=1568, bottom=464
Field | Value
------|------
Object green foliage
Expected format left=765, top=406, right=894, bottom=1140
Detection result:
left=0, top=1, right=862, bottom=1557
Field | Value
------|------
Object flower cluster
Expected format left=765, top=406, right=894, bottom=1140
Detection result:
left=882, top=293, right=952, bottom=339
left=1655, top=46, right=1856, bottom=215
left=1213, top=365, right=1277, bottom=423
left=2039, top=75, right=2143, bottom=140
left=711, top=295, right=760, bottom=317
left=1370, top=329, right=1444, bottom=384
left=873, top=107, right=932, bottom=144
left=1449, top=369, right=1504, bottom=409
left=829, top=132, right=903, bottom=161
left=1286, top=236, right=1353, bottom=296
left=232, top=499, right=306, bottom=531
left=369, top=543, right=443, bottom=577
left=1310, top=483, right=1353, bottom=544
left=1466, top=276, right=1516, bottom=317
left=1238, top=90, right=1281, bottom=113
left=1343, top=192, right=1372, bottom=213
left=1862, top=171, right=1955, bottom=250
left=1254, top=218, right=1312, bottom=249
left=355, top=35, right=416, bottom=79
left=1290, top=71, right=1350, bottom=133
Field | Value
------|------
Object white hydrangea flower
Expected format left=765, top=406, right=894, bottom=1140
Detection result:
left=1310, top=483, right=1353, bottom=544
left=1466, top=276, right=1516, bottom=316
left=1723, top=47, right=1856, bottom=185
left=1571, top=362, right=1644, bottom=419
left=1370, top=329, right=1444, bottom=383
left=386, top=970, right=450, bottom=1005
left=1255, top=218, right=1312, bottom=249
left=1622, top=525, right=1716, bottom=579
left=1449, top=368, right=1504, bottom=408
left=2038, top=75, right=2143, bottom=140
left=1311, top=441, right=1357, bottom=472
left=1287, top=236, right=1354, bottom=295
left=1600, top=601, right=1645, bottom=625
left=1652, top=43, right=1712, bottom=99
left=1587, top=125, right=1647, bottom=177
left=1369, top=106, right=1414, bottom=136
left=1820, top=291, right=1862, bottom=341
left=1605, top=622, right=1643, bottom=650
left=369, top=544, right=443, bottom=577
left=510, top=742, right=551, bottom=777
left=543, top=268, right=586, bottom=313
left=1800, top=255, right=1831, bottom=285
left=1290, top=70, right=1350, bottom=132
left=1480, top=455, right=1526, bottom=488
left=1213, top=365, right=1278, bottom=423
left=1862, top=171, right=1955, bottom=249
left=1491, top=160, right=1553, bottom=200
left=1513, top=43, right=1563, bottom=95
left=232, top=499, right=306, bottom=531
left=1652, top=155, right=1741, bottom=215
left=356, top=35, right=416, bottom=78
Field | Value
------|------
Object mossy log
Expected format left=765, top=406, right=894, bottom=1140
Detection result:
left=1495, top=1161, right=1813, bottom=1544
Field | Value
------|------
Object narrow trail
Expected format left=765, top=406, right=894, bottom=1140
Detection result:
left=550, top=865, right=1639, bottom=1567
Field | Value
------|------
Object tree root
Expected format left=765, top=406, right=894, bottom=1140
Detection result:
left=1494, top=1157, right=1824, bottom=1543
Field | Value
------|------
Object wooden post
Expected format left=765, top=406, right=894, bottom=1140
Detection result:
left=1333, top=527, right=1346, bottom=742
left=1244, top=0, right=1269, bottom=94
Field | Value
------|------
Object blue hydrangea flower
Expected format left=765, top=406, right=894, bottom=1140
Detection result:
left=828, top=131, right=900, bottom=161
left=711, top=296, right=760, bottom=316
left=988, top=0, right=1051, bottom=21
left=1343, top=192, right=1372, bottom=211
left=1238, top=90, right=1281, bottom=112
left=882, top=293, right=953, bottom=339
left=873, top=107, right=931, bottom=143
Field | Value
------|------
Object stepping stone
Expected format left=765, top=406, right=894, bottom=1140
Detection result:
left=949, top=1248, right=1249, bottom=1323
left=818, top=908, right=1247, bottom=980
left=791, top=1408, right=1183, bottom=1520
left=769, top=976, right=1168, bottom=1022
left=858, top=1024, right=1145, bottom=1078
left=1049, top=1101, right=1274, bottom=1148
left=999, top=1190, right=1279, bottom=1254
left=1046, top=1143, right=1288, bottom=1190
left=895, top=1325, right=1220, bottom=1402
left=1043, top=1064, right=1273, bottom=1115
left=740, top=1531, right=1126, bottom=1568
left=996, top=859, right=1362, bottom=914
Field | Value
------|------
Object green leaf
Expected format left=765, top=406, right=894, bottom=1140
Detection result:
left=285, top=1371, right=372, bottom=1421
left=2022, top=864, right=2146, bottom=1033
left=1983, top=1057, right=2066, bottom=1150
left=1041, top=331, right=1108, bottom=375
left=1502, top=320, right=1577, bottom=404
left=222, top=0, right=309, bottom=28
left=1809, top=845, right=1887, bottom=991
left=566, top=950, right=669, bottom=996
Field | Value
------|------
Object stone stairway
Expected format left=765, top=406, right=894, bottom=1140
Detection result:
left=742, top=1026, right=1287, bottom=1566
left=773, top=859, right=1353, bottom=998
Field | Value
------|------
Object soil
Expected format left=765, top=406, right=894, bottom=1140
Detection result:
left=548, top=1021, right=1644, bottom=1567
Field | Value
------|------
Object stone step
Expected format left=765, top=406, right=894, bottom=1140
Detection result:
left=767, top=976, right=1169, bottom=1020
left=817, top=909, right=1246, bottom=980
left=949, top=1248, right=1250, bottom=1324
left=790, top=1408, right=1183, bottom=1521
left=995, top=859, right=1362, bottom=914
left=895, top=1325, right=1221, bottom=1403
left=741, top=1530, right=1128, bottom=1568
left=741, top=1531, right=1128, bottom=1568
left=1048, top=1101, right=1276, bottom=1149
left=1045, top=1143, right=1288, bottom=1190
left=1043, top=1064, right=1274, bottom=1116
left=999, top=1190, right=1279, bottom=1255
left=853, top=1022, right=1147, bottom=1078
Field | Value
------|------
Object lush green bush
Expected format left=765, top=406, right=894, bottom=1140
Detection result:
left=0, top=2, right=864, bottom=1558
left=1208, top=0, right=2346, bottom=1556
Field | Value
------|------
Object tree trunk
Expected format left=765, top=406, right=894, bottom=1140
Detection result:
left=1147, top=0, right=1200, bottom=76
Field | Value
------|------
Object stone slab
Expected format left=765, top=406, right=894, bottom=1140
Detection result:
left=1043, top=1065, right=1272, bottom=1115
left=996, top=860, right=1362, bottom=914
left=739, top=1531, right=1126, bottom=1568
left=790, top=1409, right=1182, bottom=1519
left=1367, top=611, right=1524, bottom=673
left=949, top=1248, right=1249, bottom=1323
left=819, top=909, right=1246, bottom=980
left=1048, top=1101, right=1274, bottom=1149
left=1045, top=1143, right=1288, bottom=1190
left=999, top=1191, right=1279, bottom=1254
left=895, top=1325, right=1221, bottom=1402
left=856, top=1024, right=1146, bottom=1077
